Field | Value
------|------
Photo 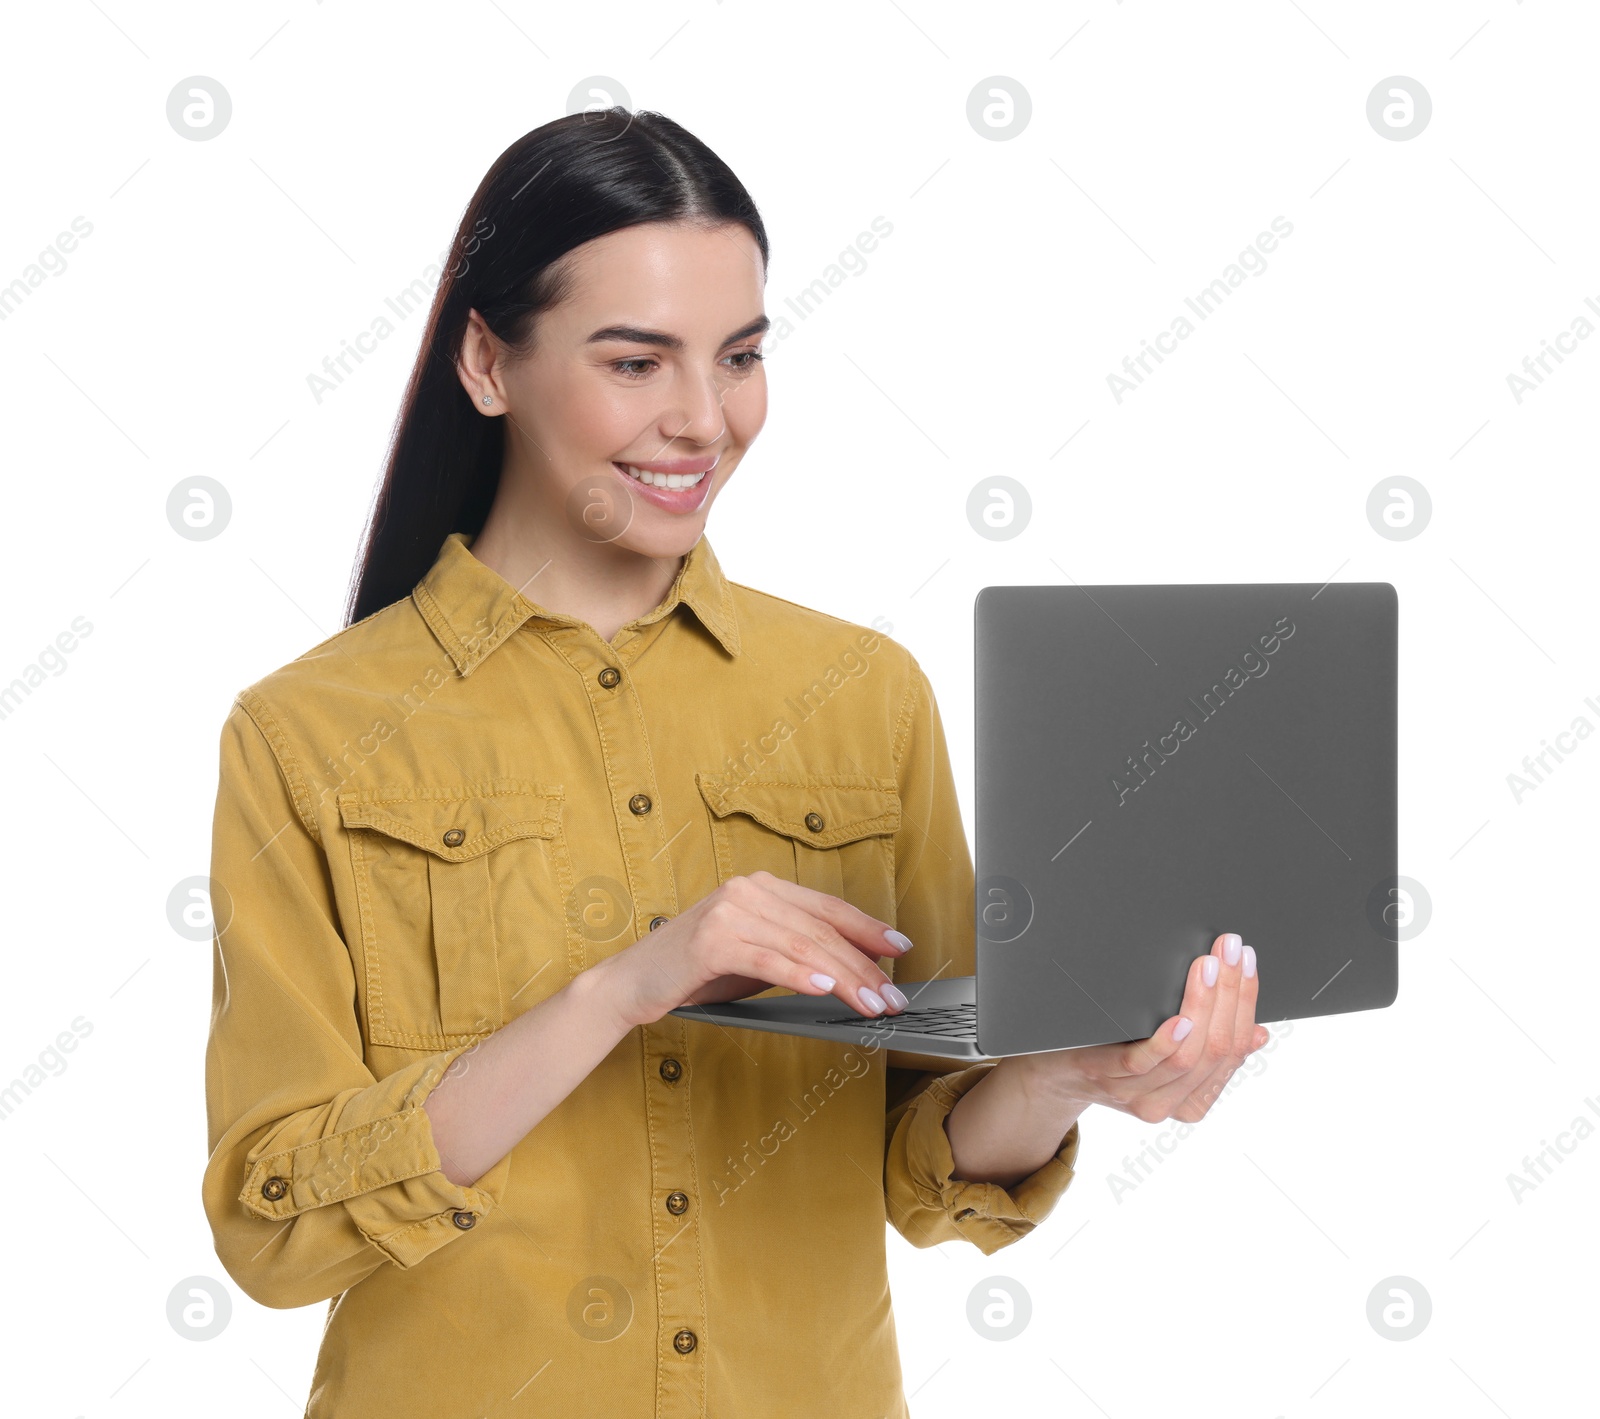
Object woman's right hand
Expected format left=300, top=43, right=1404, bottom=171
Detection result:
left=596, top=872, right=915, bottom=1029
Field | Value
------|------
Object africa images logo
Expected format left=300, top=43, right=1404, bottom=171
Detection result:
left=1111, top=616, right=1296, bottom=806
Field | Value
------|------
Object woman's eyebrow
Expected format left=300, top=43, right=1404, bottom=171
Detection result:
left=585, top=314, right=771, bottom=351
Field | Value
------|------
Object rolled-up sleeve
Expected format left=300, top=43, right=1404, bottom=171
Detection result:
left=885, top=1063, right=1081, bottom=1254
left=881, top=653, right=1082, bottom=1253
left=201, top=695, right=511, bottom=1310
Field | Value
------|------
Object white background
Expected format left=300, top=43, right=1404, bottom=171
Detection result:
left=1, top=1, right=1594, bottom=1415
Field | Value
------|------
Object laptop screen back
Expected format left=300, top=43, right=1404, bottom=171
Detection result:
left=973, top=582, right=1398, bottom=1055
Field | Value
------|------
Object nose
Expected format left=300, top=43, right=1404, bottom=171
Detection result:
left=657, top=365, right=730, bottom=447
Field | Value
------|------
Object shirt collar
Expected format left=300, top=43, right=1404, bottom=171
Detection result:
left=413, top=530, right=742, bottom=676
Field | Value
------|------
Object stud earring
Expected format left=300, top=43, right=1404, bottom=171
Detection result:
left=482, top=395, right=493, bottom=405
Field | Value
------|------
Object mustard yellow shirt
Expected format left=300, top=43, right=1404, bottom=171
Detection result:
left=202, top=529, right=1082, bottom=1417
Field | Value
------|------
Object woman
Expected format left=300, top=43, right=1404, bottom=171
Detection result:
left=202, top=108, right=1267, bottom=1417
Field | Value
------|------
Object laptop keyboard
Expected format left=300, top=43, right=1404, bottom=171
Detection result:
left=813, top=1002, right=977, bottom=1037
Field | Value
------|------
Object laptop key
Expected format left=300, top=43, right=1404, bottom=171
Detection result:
left=813, top=1005, right=977, bottom=1036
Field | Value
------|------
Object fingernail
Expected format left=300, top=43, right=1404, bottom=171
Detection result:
left=884, top=928, right=914, bottom=953
left=881, top=982, right=908, bottom=1011
left=1222, top=933, right=1242, bottom=966
left=1202, top=956, right=1219, bottom=987
left=858, top=986, right=886, bottom=1014
left=809, top=973, right=836, bottom=991
left=1242, top=945, right=1256, bottom=978
left=1173, top=1016, right=1194, bottom=1042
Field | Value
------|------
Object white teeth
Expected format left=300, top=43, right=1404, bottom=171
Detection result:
left=619, top=463, right=708, bottom=490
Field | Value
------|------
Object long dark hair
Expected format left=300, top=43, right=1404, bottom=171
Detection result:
left=343, top=108, right=770, bottom=627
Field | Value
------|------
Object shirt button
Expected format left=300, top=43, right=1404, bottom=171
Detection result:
left=442, top=828, right=466, bottom=847
left=954, top=1207, right=976, bottom=1221
left=452, top=1209, right=476, bottom=1229
left=665, top=1191, right=689, bottom=1215
left=629, top=793, right=653, bottom=815
left=648, top=914, right=670, bottom=931
left=659, top=1057, right=682, bottom=1082
left=672, top=1328, right=697, bottom=1354
left=261, top=1175, right=289, bottom=1202
left=598, top=667, right=621, bottom=688
left=804, top=811, right=825, bottom=833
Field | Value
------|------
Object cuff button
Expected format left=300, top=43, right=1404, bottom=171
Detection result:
left=953, top=1207, right=976, bottom=1221
left=261, top=1176, right=289, bottom=1202
left=452, top=1209, right=477, bottom=1229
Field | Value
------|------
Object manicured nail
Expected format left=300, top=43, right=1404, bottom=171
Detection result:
left=1202, top=956, right=1219, bottom=987
left=809, top=973, right=836, bottom=992
left=881, top=982, right=908, bottom=1010
left=858, top=986, right=886, bottom=1014
left=884, top=928, right=914, bottom=953
left=1222, top=933, right=1242, bottom=966
left=1242, top=945, right=1257, bottom=978
left=1173, top=1016, right=1194, bottom=1042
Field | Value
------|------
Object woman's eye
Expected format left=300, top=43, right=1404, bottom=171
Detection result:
left=611, top=349, right=764, bottom=380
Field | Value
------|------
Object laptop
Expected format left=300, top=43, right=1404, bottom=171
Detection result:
left=670, top=581, right=1399, bottom=1059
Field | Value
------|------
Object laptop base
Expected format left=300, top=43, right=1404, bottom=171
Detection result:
left=669, top=975, right=996, bottom=1059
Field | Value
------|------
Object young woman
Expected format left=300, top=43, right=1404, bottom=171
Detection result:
left=202, top=108, right=1268, bottom=1418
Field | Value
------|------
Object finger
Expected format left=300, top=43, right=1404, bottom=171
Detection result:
left=1114, top=1011, right=1197, bottom=1077
left=736, top=882, right=905, bottom=1016
left=716, top=883, right=902, bottom=1017
left=1206, top=931, right=1245, bottom=1060
left=1195, top=940, right=1260, bottom=1106
left=741, top=871, right=913, bottom=962
left=1230, top=942, right=1261, bottom=1058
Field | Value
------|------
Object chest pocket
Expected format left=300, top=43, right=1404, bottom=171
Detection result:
left=337, top=780, right=570, bottom=1050
left=694, top=771, right=901, bottom=916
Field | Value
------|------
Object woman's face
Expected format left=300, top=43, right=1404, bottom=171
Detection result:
left=477, top=219, right=769, bottom=559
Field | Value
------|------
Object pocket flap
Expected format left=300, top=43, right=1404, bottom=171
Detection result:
left=337, top=779, right=562, bottom=861
left=695, top=771, right=900, bottom=846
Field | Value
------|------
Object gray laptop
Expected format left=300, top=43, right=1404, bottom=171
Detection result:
left=670, top=581, right=1399, bottom=1058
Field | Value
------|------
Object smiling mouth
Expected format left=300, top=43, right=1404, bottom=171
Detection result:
left=613, top=460, right=714, bottom=490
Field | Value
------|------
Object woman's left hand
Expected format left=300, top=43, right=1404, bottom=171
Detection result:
left=1012, top=931, right=1268, bottom=1124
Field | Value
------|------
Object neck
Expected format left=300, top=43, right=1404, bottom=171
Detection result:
left=467, top=476, right=684, bottom=645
